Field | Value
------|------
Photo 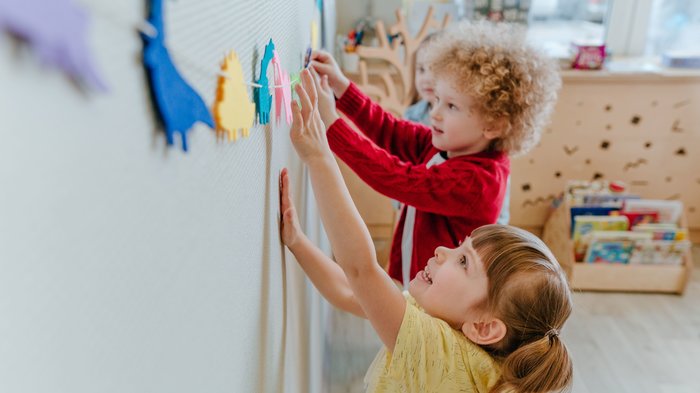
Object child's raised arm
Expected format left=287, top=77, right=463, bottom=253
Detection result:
left=290, top=70, right=406, bottom=351
left=279, top=168, right=364, bottom=318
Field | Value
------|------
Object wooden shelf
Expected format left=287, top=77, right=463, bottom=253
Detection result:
left=542, top=201, right=693, bottom=294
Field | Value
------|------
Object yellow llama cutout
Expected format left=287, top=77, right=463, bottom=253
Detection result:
left=213, top=51, right=255, bottom=142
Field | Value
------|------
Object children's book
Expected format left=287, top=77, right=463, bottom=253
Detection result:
left=629, top=240, right=691, bottom=265
left=569, top=206, right=620, bottom=236
left=620, top=210, right=659, bottom=227
left=572, top=215, right=630, bottom=261
left=632, top=224, right=687, bottom=241
left=584, top=231, right=652, bottom=264
left=623, top=199, right=683, bottom=224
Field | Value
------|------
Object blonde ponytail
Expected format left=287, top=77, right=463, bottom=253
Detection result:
left=492, top=333, right=573, bottom=393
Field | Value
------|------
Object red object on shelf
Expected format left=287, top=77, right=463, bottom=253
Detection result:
left=572, top=42, right=606, bottom=70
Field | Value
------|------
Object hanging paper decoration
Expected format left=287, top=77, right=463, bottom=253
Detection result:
left=213, top=51, right=255, bottom=142
left=0, top=0, right=107, bottom=91
left=271, top=51, right=292, bottom=126
left=310, top=0, right=323, bottom=50
left=254, top=39, right=275, bottom=125
left=141, top=0, right=214, bottom=152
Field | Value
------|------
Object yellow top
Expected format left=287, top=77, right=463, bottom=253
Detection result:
left=364, top=293, right=501, bottom=393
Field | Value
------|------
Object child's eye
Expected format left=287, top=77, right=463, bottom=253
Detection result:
left=448, top=104, right=458, bottom=110
left=459, top=255, right=468, bottom=267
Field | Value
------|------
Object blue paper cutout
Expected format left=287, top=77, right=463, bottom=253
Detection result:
left=0, top=0, right=107, bottom=91
left=141, top=0, right=214, bottom=152
left=254, top=39, right=275, bottom=125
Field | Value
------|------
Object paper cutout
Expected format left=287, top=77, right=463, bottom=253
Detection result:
left=311, top=0, right=323, bottom=50
left=141, top=0, right=214, bottom=152
left=254, top=39, right=275, bottom=125
left=272, top=51, right=292, bottom=126
left=213, top=51, right=256, bottom=142
left=0, top=0, right=107, bottom=91
left=311, top=21, right=320, bottom=51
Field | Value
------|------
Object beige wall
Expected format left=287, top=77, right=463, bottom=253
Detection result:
left=510, top=72, right=700, bottom=234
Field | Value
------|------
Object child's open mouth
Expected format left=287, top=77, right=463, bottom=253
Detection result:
left=421, top=269, right=433, bottom=284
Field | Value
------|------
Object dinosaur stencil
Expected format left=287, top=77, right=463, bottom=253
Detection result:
left=0, top=0, right=107, bottom=91
left=213, top=51, right=255, bottom=142
left=254, top=39, right=275, bottom=125
left=142, top=0, right=214, bottom=152
left=271, top=50, right=292, bottom=125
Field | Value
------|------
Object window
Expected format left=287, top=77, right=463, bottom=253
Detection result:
left=526, top=0, right=611, bottom=59
left=645, top=0, right=700, bottom=56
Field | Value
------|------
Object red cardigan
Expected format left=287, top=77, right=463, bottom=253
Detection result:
left=327, top=82, right=510, bottom=283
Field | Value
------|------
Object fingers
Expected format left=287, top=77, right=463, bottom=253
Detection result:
left=321, top=75, right=331, bottom=93
left=290, top=100, right=303, bottom=138
left=294, top=78, right=312, bottom=123
left=310, top=50, right=331, bottom=63
left=309, top=67, right=323, bottom=94
left=310, top=60, right=334, bottom=77
left=280, top=168, right=292, bottom=212
left=300, top=69, right=318, bottom=108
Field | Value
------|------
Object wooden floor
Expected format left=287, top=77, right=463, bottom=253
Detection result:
left=324, top=245, right=700, bottom=393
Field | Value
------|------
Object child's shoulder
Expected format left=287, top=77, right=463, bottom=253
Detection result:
left=404, top=293, right=499, bottom=366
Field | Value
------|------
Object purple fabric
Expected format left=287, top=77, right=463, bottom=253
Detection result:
left=0, top=0, right=107, bottom=91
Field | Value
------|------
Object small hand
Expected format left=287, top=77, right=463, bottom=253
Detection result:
left=309, top=68, right=340, bottom=128
left=279, top=168, right=302, bottom=248
left=290, top=69, right=332, bottom=163
left=309, top=50, right=350, bottom=98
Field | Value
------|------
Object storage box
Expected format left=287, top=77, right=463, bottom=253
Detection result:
left=542, top=201, right=693, bottom=294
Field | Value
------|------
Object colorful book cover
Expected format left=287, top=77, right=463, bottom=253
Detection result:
left=572, top=216, right=630, bottom=261
left=633, top=224, right=687, bottom=241
left=584, top=231, right=652, bottom=264
left=569, top=206, right=620, bottom=236
left=623, top=199, right=683, bottom=224
left=621, top=210, right=659, bottom=227
left=629, top=240, right=691, bottom=265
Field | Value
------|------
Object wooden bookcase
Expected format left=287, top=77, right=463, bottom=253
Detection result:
left=542, top=201, right=693, bottom=294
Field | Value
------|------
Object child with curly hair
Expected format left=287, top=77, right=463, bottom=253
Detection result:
left=281, top=69, right=573, bottom=392
left=310, top=21, right=560, bottom=287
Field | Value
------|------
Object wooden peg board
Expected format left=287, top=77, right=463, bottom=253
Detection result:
left=510, top=73, right=700, bottom=237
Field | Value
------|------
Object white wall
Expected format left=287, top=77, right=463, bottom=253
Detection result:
left=0, top=1, right=326, bottom=392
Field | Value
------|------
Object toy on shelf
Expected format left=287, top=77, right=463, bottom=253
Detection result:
left=347, top=6, right=450, bottom=116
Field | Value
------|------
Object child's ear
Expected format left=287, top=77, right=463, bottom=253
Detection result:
left=462, top=318, right=507, bottom=345
left=482, top=119, right=508, bottom=140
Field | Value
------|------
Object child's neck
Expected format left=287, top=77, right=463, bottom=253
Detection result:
left=446, top=145, right=491, bottom=159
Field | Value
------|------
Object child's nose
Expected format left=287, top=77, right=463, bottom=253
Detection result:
left=434, top=246, right=448, bottom=263
left=430, top=106, right=440, bottom=121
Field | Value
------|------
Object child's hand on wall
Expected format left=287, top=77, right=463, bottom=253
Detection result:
left=279, top=168, right=302, bottom=248
left=310, top=50, right=350, bottom=98
left=309, top=69, right=340, bottom=128
left=290, top=69, right=332, bottom=164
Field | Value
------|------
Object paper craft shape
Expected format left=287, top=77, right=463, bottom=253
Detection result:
left=141, top=0, right=214, bottom=152
left=254, top=39, right=275, bottom=125
left=272, top=51, right=292, bottom=126
left=0, top=0, right=107, bottom=91
left=213, top=51, right=255, bottom=142
left=311, top=21, right=320, bottom=50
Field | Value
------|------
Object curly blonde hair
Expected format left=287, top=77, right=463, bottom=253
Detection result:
left=426, top=21, right=561, bottom=156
